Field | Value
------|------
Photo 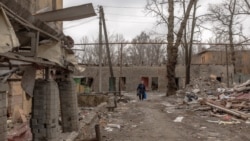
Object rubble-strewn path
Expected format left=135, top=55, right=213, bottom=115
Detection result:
left=100, top=92, right=250, bottom=141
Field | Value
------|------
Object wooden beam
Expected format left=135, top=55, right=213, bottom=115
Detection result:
left=205, top=100, right=249, bottom=120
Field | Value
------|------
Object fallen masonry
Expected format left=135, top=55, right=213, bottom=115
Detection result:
left=182, top=76, right=250, bottom=123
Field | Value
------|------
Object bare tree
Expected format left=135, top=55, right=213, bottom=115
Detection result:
left=166, top=0, right=197, bottom=96
left=76, top=36, right=97, bottom=64
left=150, top=37, right=167, bottom=65
left=127, top=32, right=165, bottom=66
left=146, top=0, right=200, bottom=88
left=237, top=0, right=250, bottom=14
left=183, top=0, right=198, bottom=85
left=207, top=0, right=244, bottom=73
left=128, top=32, right=150, bottom=65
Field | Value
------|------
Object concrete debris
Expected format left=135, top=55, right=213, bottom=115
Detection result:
left=173, top=116, right=184, bottom=122
left=192, top=89, right=201, bottom=94
left=131, top=125, right=137, bottom=128
left=184, top=79, right=250, bottom=122
left=207, top=120, right=240, bottom=125
left=245, top=120, right=250, bottom=124
left=185, top=77, right=226, bottom=96
left=107, top=124, right=121, bottom=129
left=104, top=127, right=113, bottom=132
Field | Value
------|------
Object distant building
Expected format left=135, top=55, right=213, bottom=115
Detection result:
left=192, top=46, right=250, bottom=83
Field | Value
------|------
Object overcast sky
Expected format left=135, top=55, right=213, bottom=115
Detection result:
left=62, top=0, right=244, bottom=43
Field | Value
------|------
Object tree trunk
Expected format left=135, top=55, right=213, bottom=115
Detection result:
left=166, top=0, right=196, bottom=96
left=166, top=0, right=176, bottom=96
left=186, top=0, right=197, bottom=85
left=229, top=0, right=236, bottom=73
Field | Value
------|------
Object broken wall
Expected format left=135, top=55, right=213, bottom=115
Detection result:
left=192, top=50, right=250, bottom=74
left=177, top=64, right=234, bottom=88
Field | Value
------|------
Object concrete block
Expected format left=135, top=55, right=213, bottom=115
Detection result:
left=58, top=79, right=79, bottom=132
left=32, top=79, right=60, bottom=141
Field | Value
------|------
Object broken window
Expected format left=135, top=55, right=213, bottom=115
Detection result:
left=78, top=77, right=94, bottom=93
left=175, top=77, right=179, bottom=89
left=80, top=77, right=93, bottom=87
left=151, top=77, right=158, bottom=91
left=109, top=77, right=116, bottom=91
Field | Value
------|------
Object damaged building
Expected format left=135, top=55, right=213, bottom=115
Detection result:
left=192, top=46, right=250, bottom=83
left=0, top=0, right=96, bottom=140
left=75, top=64, right=234, bottom=93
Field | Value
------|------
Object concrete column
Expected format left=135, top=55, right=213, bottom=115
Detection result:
left=31, top=79, right=60, bottom=141
left=58, top=79, right=79, bottom=132
left=0, top=91, right=7, bottom=141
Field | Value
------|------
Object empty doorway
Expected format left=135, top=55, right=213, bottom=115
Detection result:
left=151, top=77, right=158, bottom=91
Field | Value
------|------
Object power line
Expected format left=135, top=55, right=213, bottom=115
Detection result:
left=105, top=13, right=154, bottom=18
left=63, top=18, right=98, bottom=30
left=73, top=42, right=250, bottom=46
left=106, top=19, right=155, bottom=24
left=103, top=5, right=145, bottom=9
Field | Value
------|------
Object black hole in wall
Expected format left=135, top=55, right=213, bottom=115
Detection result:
left=216, top=77, right=222, bottom=82
left=152, top=77, right=158, bottom=91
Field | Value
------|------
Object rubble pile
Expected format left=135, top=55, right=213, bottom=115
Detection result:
left=185, top=78, right=250, bottom=122
left=185, top=76, right=226, bottom=96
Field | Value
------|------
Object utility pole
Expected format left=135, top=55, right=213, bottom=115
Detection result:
left=119, top=43, right=123, bottom=95
left=98, top=6, right=103, bottom=93
left=100, top=6, right=116, bottom=92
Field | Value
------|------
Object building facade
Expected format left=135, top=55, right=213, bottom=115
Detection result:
left=192, top=49, right=250, bottom=83
left=76, top=64, right=234, bottom=92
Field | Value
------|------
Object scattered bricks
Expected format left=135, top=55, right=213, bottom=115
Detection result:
left=58, top=79, right=79, bottom=132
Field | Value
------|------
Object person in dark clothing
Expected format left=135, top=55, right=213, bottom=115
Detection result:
left=137, top=81, right=146, bottom=101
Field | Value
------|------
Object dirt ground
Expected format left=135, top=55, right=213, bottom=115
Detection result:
left=99, top=92, right=250, bottom=141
